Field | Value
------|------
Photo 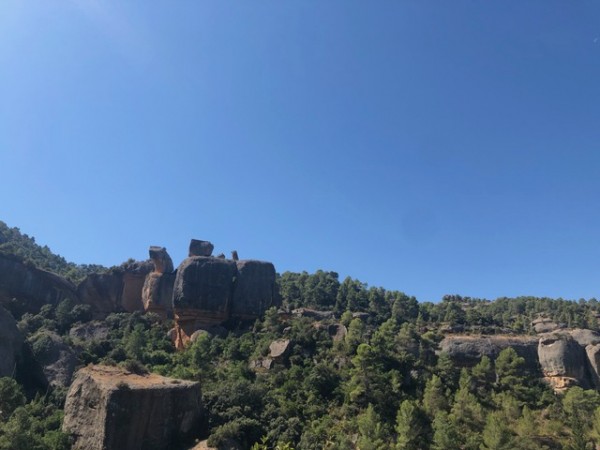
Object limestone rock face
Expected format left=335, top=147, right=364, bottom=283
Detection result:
left=78, top=261, right=153, bottom=318
left=29, top=331, right=78, bottom=387
left=439, top=335, right=540, bottom=371
left=142, top=272, right=175, bottom=318
left=269, top=339, right=291, bottom=359
left=586, top=343, right=600, bottom=388
left=231, top=260, right=277, bottom=321
left=189, top=239, right=214, bottom=257
left=0, top=254, right=78, bottom=314
left=173, top=257, right=237, bottom=315
left=0, top=305, right=24, bottom=377
left=77, top=273, right=123, bottom=317
left=0, top=305, right=47, bottom=393
left=69, top=321, right=110, bottom=343
left=63, top=365, right=203, bottom=450
left=538, top=333, right=590, bottom=391
left=172, top=257, right=237, bottom=346
left=149, top=246, right=174, bottom=274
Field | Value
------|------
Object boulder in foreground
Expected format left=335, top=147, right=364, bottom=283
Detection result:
left=63, top=365, right=203, bottom=450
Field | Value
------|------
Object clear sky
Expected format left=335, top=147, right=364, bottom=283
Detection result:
left=1, top=1, right=599, bottom=302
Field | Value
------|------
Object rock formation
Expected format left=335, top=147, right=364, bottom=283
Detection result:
left=63, top=365, right=204, bottom=450
left=149, top=246, right=174, bottom=274
left=78, top=261, right=153, bottom=318
left=189, top=239, right=214, bottom=257
left=0, top=305, right=25, bottom=378
left=29, top=330, right=78, bottom=387
left=440, top=329, right=600, bottom=392
left=155, top=240, right=279, bottom=348
left=142, top=247, right=175, bottom=319
left=0, top=254, right=78, bottom=314
left=0, top=305, right=47, bottom=393
left=231, top=260, right=277, bottom=321
left=439, top=335, right=540, bottom=372
left=538, top=332, right=593, bottom=391
left=172, top=256, right=237, bottom=347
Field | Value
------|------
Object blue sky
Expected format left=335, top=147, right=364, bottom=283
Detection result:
left=1, top=1, right=600, bottom=302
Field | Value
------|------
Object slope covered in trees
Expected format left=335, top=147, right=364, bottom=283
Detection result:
left=2, top=222, right=600, bottom=449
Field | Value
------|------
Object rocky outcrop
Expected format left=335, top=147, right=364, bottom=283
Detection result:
left=439, top=335, right=540, bottom=371
left=0, top=305, right=47, bottom=393
left=0, top=254, right=78, bottom=314
left=269, top=339, right=291, bottom=360
left=142, top=247, right=176, bottom=319
left=29, top=330, right=78, bottom=387
left=63, top=365, right=204, bottom=450
left=69, top=321, right=110, bottom=342
left=149, top=246, right=174, bottom=274
left=440, top=330, right=600, bottom=392
left=292, top=308, right=335, bottom=320
left=538, top=332, right=594, bottom=391
left=0, top=305, right=24, bottom=378
left=231, top=260, right=276, bottom=321
left=189, top=240, right=214, bottom=257
left=172, top=256, right=237, bottom=347
left=78, top=261, right=152, bottom=318
left=532, top=317, right=561, bottom=334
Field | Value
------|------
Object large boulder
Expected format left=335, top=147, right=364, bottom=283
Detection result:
left=188, top=239, right=214, bottom=257
left=173, top=257, right=237, bottom=316
left=172, top=257, right=237, bottom=347
left=538, top=332, right=591, bottom=391
left=231, top=260, right=277, bottom=321
left=0, top=254, right=78, bottom=315
left=63, top=365, right=204, bottom=450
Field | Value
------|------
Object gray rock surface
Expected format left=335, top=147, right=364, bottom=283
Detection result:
left=78, top=261, right=152, bottom=317
left=269, top=339, right=291, bottom=359
left=0, top=305, right=24, bottom=377
left=439, top=335, right=540, bottom=371
left=568, top=329, right=600, bottom=347
left=0, top=305, right=48, bottom=393
left=188, top=239, right=214, bottom=257
left=29, top=330, right=79, bottom=387
left=173, top=257, right=237, bottom=317
left=538, top=332, right=590, bottom=390
left=69, top=321, right=110, bottom=342
left=231, top=260, right=277, bottom=320
left=63, top=365, right=203, bottom=450
left=149, top=246, right=174, bottom=274
left=0, top=254, right=78, bottom=314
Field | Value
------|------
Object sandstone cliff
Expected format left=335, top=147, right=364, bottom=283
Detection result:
left=440, top=329, right=600, bottom=392
left=0, top=254, right=78, bottom=314
left=63, top=365, right=204, bottom=450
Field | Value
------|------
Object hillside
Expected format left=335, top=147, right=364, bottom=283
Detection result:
left=1, top=222, right=600, bottom=449
left=0, top=221, right=106, bottom=283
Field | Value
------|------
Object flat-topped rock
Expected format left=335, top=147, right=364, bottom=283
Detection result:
left=63, top=365, right=203, bottom=450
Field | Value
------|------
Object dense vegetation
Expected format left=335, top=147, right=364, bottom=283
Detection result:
left=3, top=223, right=600, bottom=449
